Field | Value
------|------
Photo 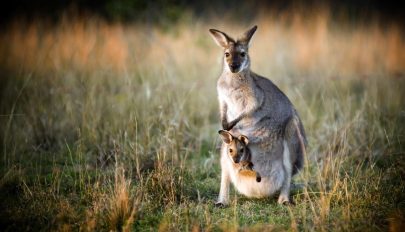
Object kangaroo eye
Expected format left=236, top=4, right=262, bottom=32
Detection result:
left=229, top=148, right=233, bottom=153
left=240, top=148, right=244, bottom=153
left=225, top=52, right=230, bottom=57
left=240, top=52, right=246, bottom=57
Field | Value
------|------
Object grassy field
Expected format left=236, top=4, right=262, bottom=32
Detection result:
left=1, top=10, right=405, bottom=231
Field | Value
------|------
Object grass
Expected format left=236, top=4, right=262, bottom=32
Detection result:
left=1, top=9, right=405, bottom=231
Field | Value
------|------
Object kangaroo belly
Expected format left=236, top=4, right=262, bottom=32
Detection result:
left=227, top=158, right=285, bottom=198
left=231, top=173, right=284, bottom=198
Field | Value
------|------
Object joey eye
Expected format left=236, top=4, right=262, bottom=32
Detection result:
left=229, top=148, right=233, bottom=153
left=240, top=148, right=244, bottom=153
left=240, top=52, right=246, bottom=57
left=225, top=52, right=230, bottom=57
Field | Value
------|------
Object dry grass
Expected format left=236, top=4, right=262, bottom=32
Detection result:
left=0, top=8, right=404, bottom=231
left=1, top=10, right=404, bottom=76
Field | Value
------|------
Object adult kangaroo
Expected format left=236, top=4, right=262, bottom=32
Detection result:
left=209, top=25, right=307, bottom=206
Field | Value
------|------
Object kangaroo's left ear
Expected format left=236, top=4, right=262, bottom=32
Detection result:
left=238, top=25, right=257, bottom=46
left=238, top=135, right=249, bottom=145
left=209, top=29, right=234, bottom=48
left=218, top=130, right=233, bottom=144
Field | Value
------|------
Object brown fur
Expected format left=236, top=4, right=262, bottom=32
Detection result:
left=219, top=130, right=261, bottom=182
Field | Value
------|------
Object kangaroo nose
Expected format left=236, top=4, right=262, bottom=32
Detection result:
left=230, top=63, right=240, bottom=72
left=230, top=63, right=240, bottom=69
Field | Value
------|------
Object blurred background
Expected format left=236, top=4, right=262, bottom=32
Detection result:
left=0, top=0, right=404, bottom=76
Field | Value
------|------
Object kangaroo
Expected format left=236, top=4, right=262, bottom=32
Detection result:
left=218, top=130, right=262, bottom=183
left=209, top=25, right=307, bottom=206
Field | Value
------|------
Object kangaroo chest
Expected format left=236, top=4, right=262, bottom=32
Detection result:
left=226, top=90, right=251, bottom=119
left=218, top=77, right=257, bottom=121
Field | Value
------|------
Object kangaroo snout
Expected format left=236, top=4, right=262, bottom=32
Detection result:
left=232, top=156, right=240, bottom=164
left=229, top=63, right=241, bottom=73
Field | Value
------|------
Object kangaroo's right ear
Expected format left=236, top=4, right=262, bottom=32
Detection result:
left=218, top=130, right=233, bottom=144
left=238, top=135, right=249, bottom=146
left=209, top=29, right=233, bottom=48
left=238, top=25, right=257, bottom=46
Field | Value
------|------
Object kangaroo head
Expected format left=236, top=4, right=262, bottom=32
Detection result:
left=209, top=25, right=257, bottom=73
left=218, top=130, right=250, bottom=164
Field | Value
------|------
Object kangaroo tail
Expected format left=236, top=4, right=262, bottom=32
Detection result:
left=292, top=117, right=307, bottom=175
left=285, top=115, right=307, bottom=175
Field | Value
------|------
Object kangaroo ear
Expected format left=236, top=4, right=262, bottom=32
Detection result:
left=238, top=135, right=249, bottom=145
left=238, top=25, right=257, bottom=46
left=218, top=130, right=233, bottom=144
left=209, top=29, right=233, bottom=48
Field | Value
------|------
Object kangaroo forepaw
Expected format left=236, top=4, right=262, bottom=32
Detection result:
left=222, top=122, right=231, bottom=131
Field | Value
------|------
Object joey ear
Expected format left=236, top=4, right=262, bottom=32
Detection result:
left=218, top=130, right=233, bottom=144
left=238, top=25, right=257, bottom=46
left=238, top=135, right=249, bottom=145
left=209, top=29, right=234, bottom=48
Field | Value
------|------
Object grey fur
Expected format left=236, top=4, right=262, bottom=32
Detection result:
left=210, top=25, right=307, bottom=205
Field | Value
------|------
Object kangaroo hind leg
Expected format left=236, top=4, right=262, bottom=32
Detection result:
left=278, top=140, right=292, bottom=204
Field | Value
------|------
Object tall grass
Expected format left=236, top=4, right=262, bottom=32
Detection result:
left=0, top=8, right=404, bottom=231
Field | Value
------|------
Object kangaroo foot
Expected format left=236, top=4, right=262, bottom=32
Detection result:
left=277, top=195, right=293, bottom=205
left=214, top=201, right=227, bottom=208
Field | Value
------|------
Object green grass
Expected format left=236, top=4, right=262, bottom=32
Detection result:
left=1, top=14, right=405, bottom=231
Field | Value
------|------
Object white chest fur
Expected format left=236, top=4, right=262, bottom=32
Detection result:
left=217, top=77, right=257, bottom=122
